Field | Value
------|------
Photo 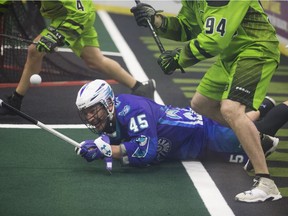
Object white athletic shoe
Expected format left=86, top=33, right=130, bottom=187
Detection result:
left=235, top=177, right=282, bottom=202
left=243, top=134, right=279, bottom=171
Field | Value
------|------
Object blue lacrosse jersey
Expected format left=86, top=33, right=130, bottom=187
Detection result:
left=109, top=94, right=247, bottom=167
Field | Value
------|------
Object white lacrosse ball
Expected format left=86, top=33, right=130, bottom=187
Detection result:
left=30, top=74, right=42, bottom=85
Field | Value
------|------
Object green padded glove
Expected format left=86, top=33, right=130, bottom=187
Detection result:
left=157, top=48, right=181, bottom=75
left=36, top=27, right=66, bottom=53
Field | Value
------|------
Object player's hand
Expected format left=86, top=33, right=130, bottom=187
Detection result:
left=130, top=3, right=161, bottom=27
left=36, top=27, right=66, bottom=53
left=75, top=135, right=112, bottom=162
left=157, top=48, right=181, bottom=75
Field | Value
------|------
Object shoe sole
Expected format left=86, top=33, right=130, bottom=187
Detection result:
left=243, top=136, right=279, bottom=171
left=264, top=136, right=279, bottom=157
left=235, top=193, right=282, bottom=202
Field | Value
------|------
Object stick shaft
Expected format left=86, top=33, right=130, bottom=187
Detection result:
left=0, top=33, right=37, bottom=45
left=0, top=99, right=81, bottom=148
left=146, top=20, right=165, bottom=53
left=36, top=122, right=80, bottom=147
left=134, top=0, right=185, bottom=73
left=134, top=0, right=165, bottom=53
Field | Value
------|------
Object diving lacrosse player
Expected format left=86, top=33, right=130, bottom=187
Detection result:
left=131, top=1, right=281, bottom=202
left=0, top=0, right=155, bottom=115
left=75, top=80, right=284, bottom=203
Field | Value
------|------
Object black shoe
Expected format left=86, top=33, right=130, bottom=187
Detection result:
left=258, top=96, right=276, bottom=119
left=243, top=134, right=279, bottom=171
left=0, top=93, right=23, bottom=115
left=131, top=79, right=156, bottom=100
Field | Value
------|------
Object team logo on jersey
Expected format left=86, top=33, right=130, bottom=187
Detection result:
left=235, top=86, right=251, bottom=94
left=156, top=137, right=171, bottom=161
left=136, top=135, right=148, bottom=146
left=132, top=135, right=149, bottom=158
left=166, top=108, right=181, bottom=119
left=114, top=97, right=121, bottom=108
left=118, top=105, right=130, bottom=116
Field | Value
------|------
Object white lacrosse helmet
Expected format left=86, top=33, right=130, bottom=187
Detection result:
left=76, top=79, right=115, bottom=134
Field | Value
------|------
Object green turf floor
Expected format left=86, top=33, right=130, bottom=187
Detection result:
left=0, top=129, right=211, bottom=216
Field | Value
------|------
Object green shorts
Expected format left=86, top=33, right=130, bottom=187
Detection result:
left=196, top=56, right=278, bottom=110
left=41, top=12, right=99, bottom=56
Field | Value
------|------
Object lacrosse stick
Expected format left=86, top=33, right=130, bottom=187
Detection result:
left=134, top=0, right=185, bottom=73
left=0, top=99, right=112, bottom=173
left=0, top=33, right=37, bottom=45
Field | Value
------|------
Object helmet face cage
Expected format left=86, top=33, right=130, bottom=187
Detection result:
left=76, top=79, right=115, bottom=135
left=78, top=103, right=109, bottom=135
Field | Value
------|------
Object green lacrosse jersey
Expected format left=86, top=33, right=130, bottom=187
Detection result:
left=157, top=0, right=280, bottom=68
left=40, top=0, right=95, bottom=38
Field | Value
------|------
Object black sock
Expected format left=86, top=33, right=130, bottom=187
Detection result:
left=258, top=98, right=275, bottom=118
left=255, top=173, right=270, bottom=179
left=13, top=91, right=24, bottom=101
left=255, top=103, right=288, bottom=136
left=131, top=81, right=141, bottom=91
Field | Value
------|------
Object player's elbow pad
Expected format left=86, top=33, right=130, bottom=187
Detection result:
left=120, top=142, right=158, bottom=167
left=128, top=152, right=157, bottom=167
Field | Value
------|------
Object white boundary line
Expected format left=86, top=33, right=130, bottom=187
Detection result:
left=0, top=124, right=86, bottom=129
left=182, top=161, right=235, bottom=216
left=97, top=10, right=163, bottom=105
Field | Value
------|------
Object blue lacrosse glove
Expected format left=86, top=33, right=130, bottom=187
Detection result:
left=75, top=135, right=112, bottom=162
left=157, top=48, right=181, bottom=75
left=130, top=3, right=162, bottom=27
left=36, top=26, right=66, bottom=53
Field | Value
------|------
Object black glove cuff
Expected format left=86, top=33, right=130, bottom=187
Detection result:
left=47, top=26, right=66, bottom=46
